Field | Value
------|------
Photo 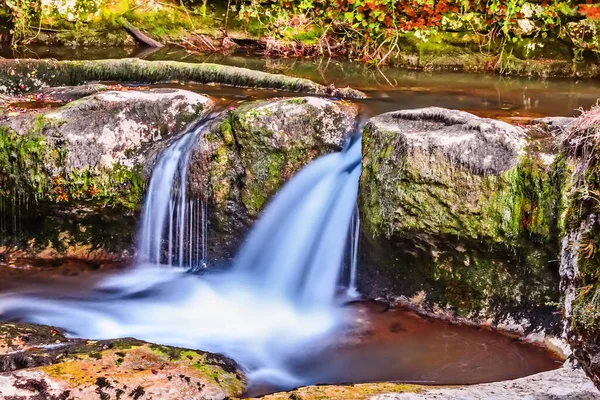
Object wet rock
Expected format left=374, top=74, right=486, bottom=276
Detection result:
left=370, top=367, right=600, bottom=400
left=0, top=323, right=246, bottom=399
left=359, top=107, right=567, bottom=331
left=4, top=88, right=211, bottom=170
left=560, top=105, right=600, bottom=390
left=0, top=88, right=212, bottom=261
left=257, top=368, right=598, bottom=400
left=188, top=96, right=358, bottom=261
left=532, top=116, right=577, bottom=135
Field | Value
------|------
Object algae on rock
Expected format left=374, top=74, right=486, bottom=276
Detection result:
left=0, top=88, right=212, bottom=259
left=0, top=58, right=365, bottom=98
left=188, top=96, right=358, bottom=260
left=560, top=105, right=600, bottom=390
left=0, top=322, right=246, bottom=399
left=359, top=107, right=568, bottom=329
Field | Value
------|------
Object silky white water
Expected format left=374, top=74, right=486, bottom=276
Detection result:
left=0, top=126, right=362, bottom=389
left=138, top=119, right=210, bottom=268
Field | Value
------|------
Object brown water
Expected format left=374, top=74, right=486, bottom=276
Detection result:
left=245, top=301, right=562, bottom=396
left=2, top=45, right=600, bottom=119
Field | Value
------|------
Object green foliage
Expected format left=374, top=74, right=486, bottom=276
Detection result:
left=1, top=0, right=41, bottom=45
left=238, top=0, right=600, bottom=63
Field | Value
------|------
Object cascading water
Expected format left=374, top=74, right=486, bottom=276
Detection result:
left=138, top=118, right=210, bottom=268
left=347, top=206, right=360, bottom=298
left=0, top=125, right=362, bottom=390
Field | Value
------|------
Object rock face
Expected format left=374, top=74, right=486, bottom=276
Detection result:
left=359, top=107, right=567, bottom=330
left=0, top=323, right=246, bottom=400
left=560, top=105, right=600, bottom=390
left=0, top=88, right=212, bottom=260
left=257, top=367, right=599, bottom=400
left=0, top=92, right=358, bottom=263
left=369, top=367, right=600, bottom=400
left=188, top=96, right=358, bottom=260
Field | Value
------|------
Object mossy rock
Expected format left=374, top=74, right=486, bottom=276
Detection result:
left=0, top=88, right=211, bottom=259
left=560, top=106, right=600, bottom=390
left=188, top=96, right=358, bottom=261
left=359, top=107, right=568, bottom=328
left=0, top=58, right=365, bottom=98
left=0, top=323, right=246, bottom=399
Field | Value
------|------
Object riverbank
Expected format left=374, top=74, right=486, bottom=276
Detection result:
left=2, top=0, right=600, bottom=78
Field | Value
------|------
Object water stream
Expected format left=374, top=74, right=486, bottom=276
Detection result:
left=0, top=126, right=363, bottom=391
left=137, top=118, right=210, bottom=268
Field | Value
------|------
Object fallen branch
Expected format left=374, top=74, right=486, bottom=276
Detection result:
left=120, top=18, right=164, bottom=48
left=0, top=58, right=366, bottom=99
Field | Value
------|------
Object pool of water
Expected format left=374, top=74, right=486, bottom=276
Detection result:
left=0, top=264, right=563, bottom=397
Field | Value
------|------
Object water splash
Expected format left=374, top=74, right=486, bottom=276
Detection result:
left=0, top=128, right=362, bottom=390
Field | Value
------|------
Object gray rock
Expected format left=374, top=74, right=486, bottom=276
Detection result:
left=371, top=367, right=600, bottom=399
left=188, top=96, right=359, bottom=261
left=0, top=88, right=212, bottom=261
left=4, top=88, right=212, bottom=171
left=532, top=117, right=576, bottom=135
left=359, top=107, right=566, bottom=330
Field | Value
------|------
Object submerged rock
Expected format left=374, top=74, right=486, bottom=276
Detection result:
left=188, top=96, right=359, bottom=260
left=0, top=88, right=212, bottom=260
left=0, top=323, right=246, bottom=399
left=359, top=107, right=567, bottom=330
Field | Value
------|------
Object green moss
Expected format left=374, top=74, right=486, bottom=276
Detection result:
left=0, top=124, right=145, bottom=209
left=361, top=127, right=566, bottom=247
left=359, top=121, right=566, bottom=322
left=567, top=147, right=600, bottom=333
left=150, top=346, right=245, bottom=395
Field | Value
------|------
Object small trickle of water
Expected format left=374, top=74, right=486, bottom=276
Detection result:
left=138, top=118, right=211, bottom=268
left=347, top=205, right=360, bottom=298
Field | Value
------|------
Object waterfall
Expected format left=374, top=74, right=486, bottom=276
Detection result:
left=137, top=119, right=211, bottom=268
left=233, top=135, right=361, bottom=308
left=347, top=205, right=360, bottom=298
left=0, top=130, right=363, bottom=391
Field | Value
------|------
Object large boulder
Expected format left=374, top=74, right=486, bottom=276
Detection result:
left=188, top=96, right=358, bottom=260
left=560, top=105, right=600, bottom=389
left=0, top=88, right=212, bottom=260
left=359, top=107, right=568, bottom=330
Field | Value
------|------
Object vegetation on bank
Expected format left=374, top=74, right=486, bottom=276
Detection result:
left=565, top=106, right=600, bottom=333
left=1, top=0, right=600, bottom=71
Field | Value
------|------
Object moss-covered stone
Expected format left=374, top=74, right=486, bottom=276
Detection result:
left=0, top=322, right=246, bottom=399
left=359, top=107, right=568, bottom=328
left=0, top=88, right=211, bottom=259
left=188, top=96, right=358, bottom=261
left=560, top=105, right=600, bottom=390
